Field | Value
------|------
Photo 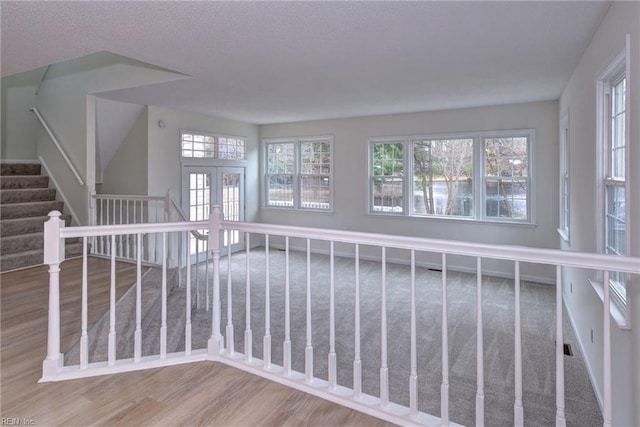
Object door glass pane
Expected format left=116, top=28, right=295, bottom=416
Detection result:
left=222, top=172, right=241, bottom=246
left=188, top=172, right=211, bottom=256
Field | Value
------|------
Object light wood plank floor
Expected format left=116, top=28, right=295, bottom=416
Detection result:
left=0, top=258, right=393, bottom=426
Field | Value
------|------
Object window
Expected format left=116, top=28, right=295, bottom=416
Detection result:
left=594, top=40, right=630, bottom=324
left=558, top=112, right=570, bottom=242
left=369, top=130, right=533, bottom=223
left=181, top=131, right=246, bottom=160
left=605, top=76, right=627, bottom=300
left=484, top=136, right=529, bottom=220
left=264, top=137, right=333, bottom=211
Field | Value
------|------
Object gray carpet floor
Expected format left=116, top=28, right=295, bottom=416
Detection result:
left=185, top=247, right=602, bottom=427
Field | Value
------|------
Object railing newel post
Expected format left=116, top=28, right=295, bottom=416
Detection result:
left=41, top=210, right=66, bottom=381
left=207, top=204, right=223, bottom=359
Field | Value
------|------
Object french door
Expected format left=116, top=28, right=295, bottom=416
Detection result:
left=182, top=166, right=245, bottom=261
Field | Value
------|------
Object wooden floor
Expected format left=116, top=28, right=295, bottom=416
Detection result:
left=0, top=258, right=393, bottom=426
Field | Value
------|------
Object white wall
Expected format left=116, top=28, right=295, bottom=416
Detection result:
left=259, top=100, right=559, bottom=282
left=559, top=2, right=640, bottom=425
left=147, top=106, right=260, bottom=222
left=34, top=52, right=187, bottom=223
left=101, top=107, right=149, bottom=195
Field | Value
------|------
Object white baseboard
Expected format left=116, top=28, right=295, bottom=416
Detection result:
left=1, top=158, right=40, bottom=163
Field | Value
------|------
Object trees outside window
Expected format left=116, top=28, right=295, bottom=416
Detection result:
left=369, top=130, right=533, bottom=223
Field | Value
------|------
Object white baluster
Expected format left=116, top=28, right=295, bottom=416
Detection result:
left=185, top=232, right=192, bottom=356
left=195, top=240, right=200, bottom=310
left=380, top=247, right=388, bottom=408
left=244, top=233, right=252, bottom=362
left=205, top=241, right=210, bottom=311
left=118, top=201, right=123, bottom=257
left=353, top=244, right=362, bottom=399
left=328, top=241, right=336, bottom=390
left=603, top=270, right=612, bottom=427
left=135, top=234, right=142, bottom=362
left=160, top=232, right=167, bottom=359
left=264, top=235, right=272, bottom=369
left=410, top=250, right=418, bottom=419
left=108, top=235, right=116, bottom=365
left=125, top=201, right=130, bottom=259
left=441, top=253, right=449, bottom=425
left=477, top=257, right=485, bottom=426
left=555, top=265, right=566, bottom=426
left=80, top=237, right=88, bottom=369
left=99, top=199, right=104, bottom=254
left=514, top=261, right=524, bottom=426
left=283, top=237, right=291, bottom=376
left=226, top=231, right=234, bottom=356
left=305, top=238, right=313, bottom=384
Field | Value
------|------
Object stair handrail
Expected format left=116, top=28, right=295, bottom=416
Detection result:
left=30, top=108, right=84, bottom=185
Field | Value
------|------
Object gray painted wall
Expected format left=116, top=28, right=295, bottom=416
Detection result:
left=101, top=107, right=149, bottom=195
left=147, top=106, right=260, bottom=222
left=559, top=2, right=640, bottom=424
left=259, top=100, right=559, bottom=282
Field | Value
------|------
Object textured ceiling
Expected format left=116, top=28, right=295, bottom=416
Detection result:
left=1, top=1, right=611, bottom=124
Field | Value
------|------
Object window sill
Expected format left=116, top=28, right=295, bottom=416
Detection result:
left=588, top=278, right=631, bottom=330
left=261, top=206, right=335, bottom=215
left=366, top=211, right=537, bottom=228
left=557, top=228, right=570, bottom=244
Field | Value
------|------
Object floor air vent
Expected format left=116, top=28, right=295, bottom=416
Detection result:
left=563, top=343, right=574, bottom=356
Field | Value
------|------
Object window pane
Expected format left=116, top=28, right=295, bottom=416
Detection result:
left=606, top=185, right=625, bottom=256
left=372, top=176, right=403, bottom=213
left=267, top=174, right=294, bottom=207
left=412, top=138, right=473, bottom=216
left=301, top=140, right=331, bottom=174
left=301, top=175, right=330, bottom=209
left=373, top=143, right=403, bottom=176
left=485, top=179, right=528, bottom=219
left=267, top=143, right=295, bottom=174
left=485, top=137, right=528, bottom=177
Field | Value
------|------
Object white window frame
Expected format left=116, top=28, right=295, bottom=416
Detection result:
left=368, top=129, right=535, bottom=224
left=558, top=111, right=570, bottom=243
left=262, top=136, right=334, bottom=212
left=180, top=129, right=247, bottom=161
left=593, top=37, right=631, bottom=328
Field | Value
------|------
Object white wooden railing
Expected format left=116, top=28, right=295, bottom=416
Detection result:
left=40, top=205, right=639, bottom=426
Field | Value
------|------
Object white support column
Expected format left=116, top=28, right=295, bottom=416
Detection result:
left=263, top=235, right=272, bottom=369
left=305, top=239, right=313, bottom=384
left=603, top=271, right=612, bottom=427
left=328, top=241, right=337, bottom=391
left=380, top=247, right=389, bottom=408
left=409, top=250, right=418, bottom=419
left=441, top=253, right=449, bottom=426
left=353, top=243, right=362, bottom=399
left=514, top=261, right=524, bottom=426
left=283, top=237, right=292, bottom=376
left=207, top=205, right=223, bottom=358
left=476, top=257, right=485, bottom=427
left=42, top=211, right=65, bottom=379
left=555, top=265, right=566, bottom=426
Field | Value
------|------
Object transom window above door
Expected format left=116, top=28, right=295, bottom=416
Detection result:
left=181, top=131, right=246, bottom=160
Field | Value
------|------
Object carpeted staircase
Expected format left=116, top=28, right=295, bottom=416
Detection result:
left=0, top=162, right=82, bottom=272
